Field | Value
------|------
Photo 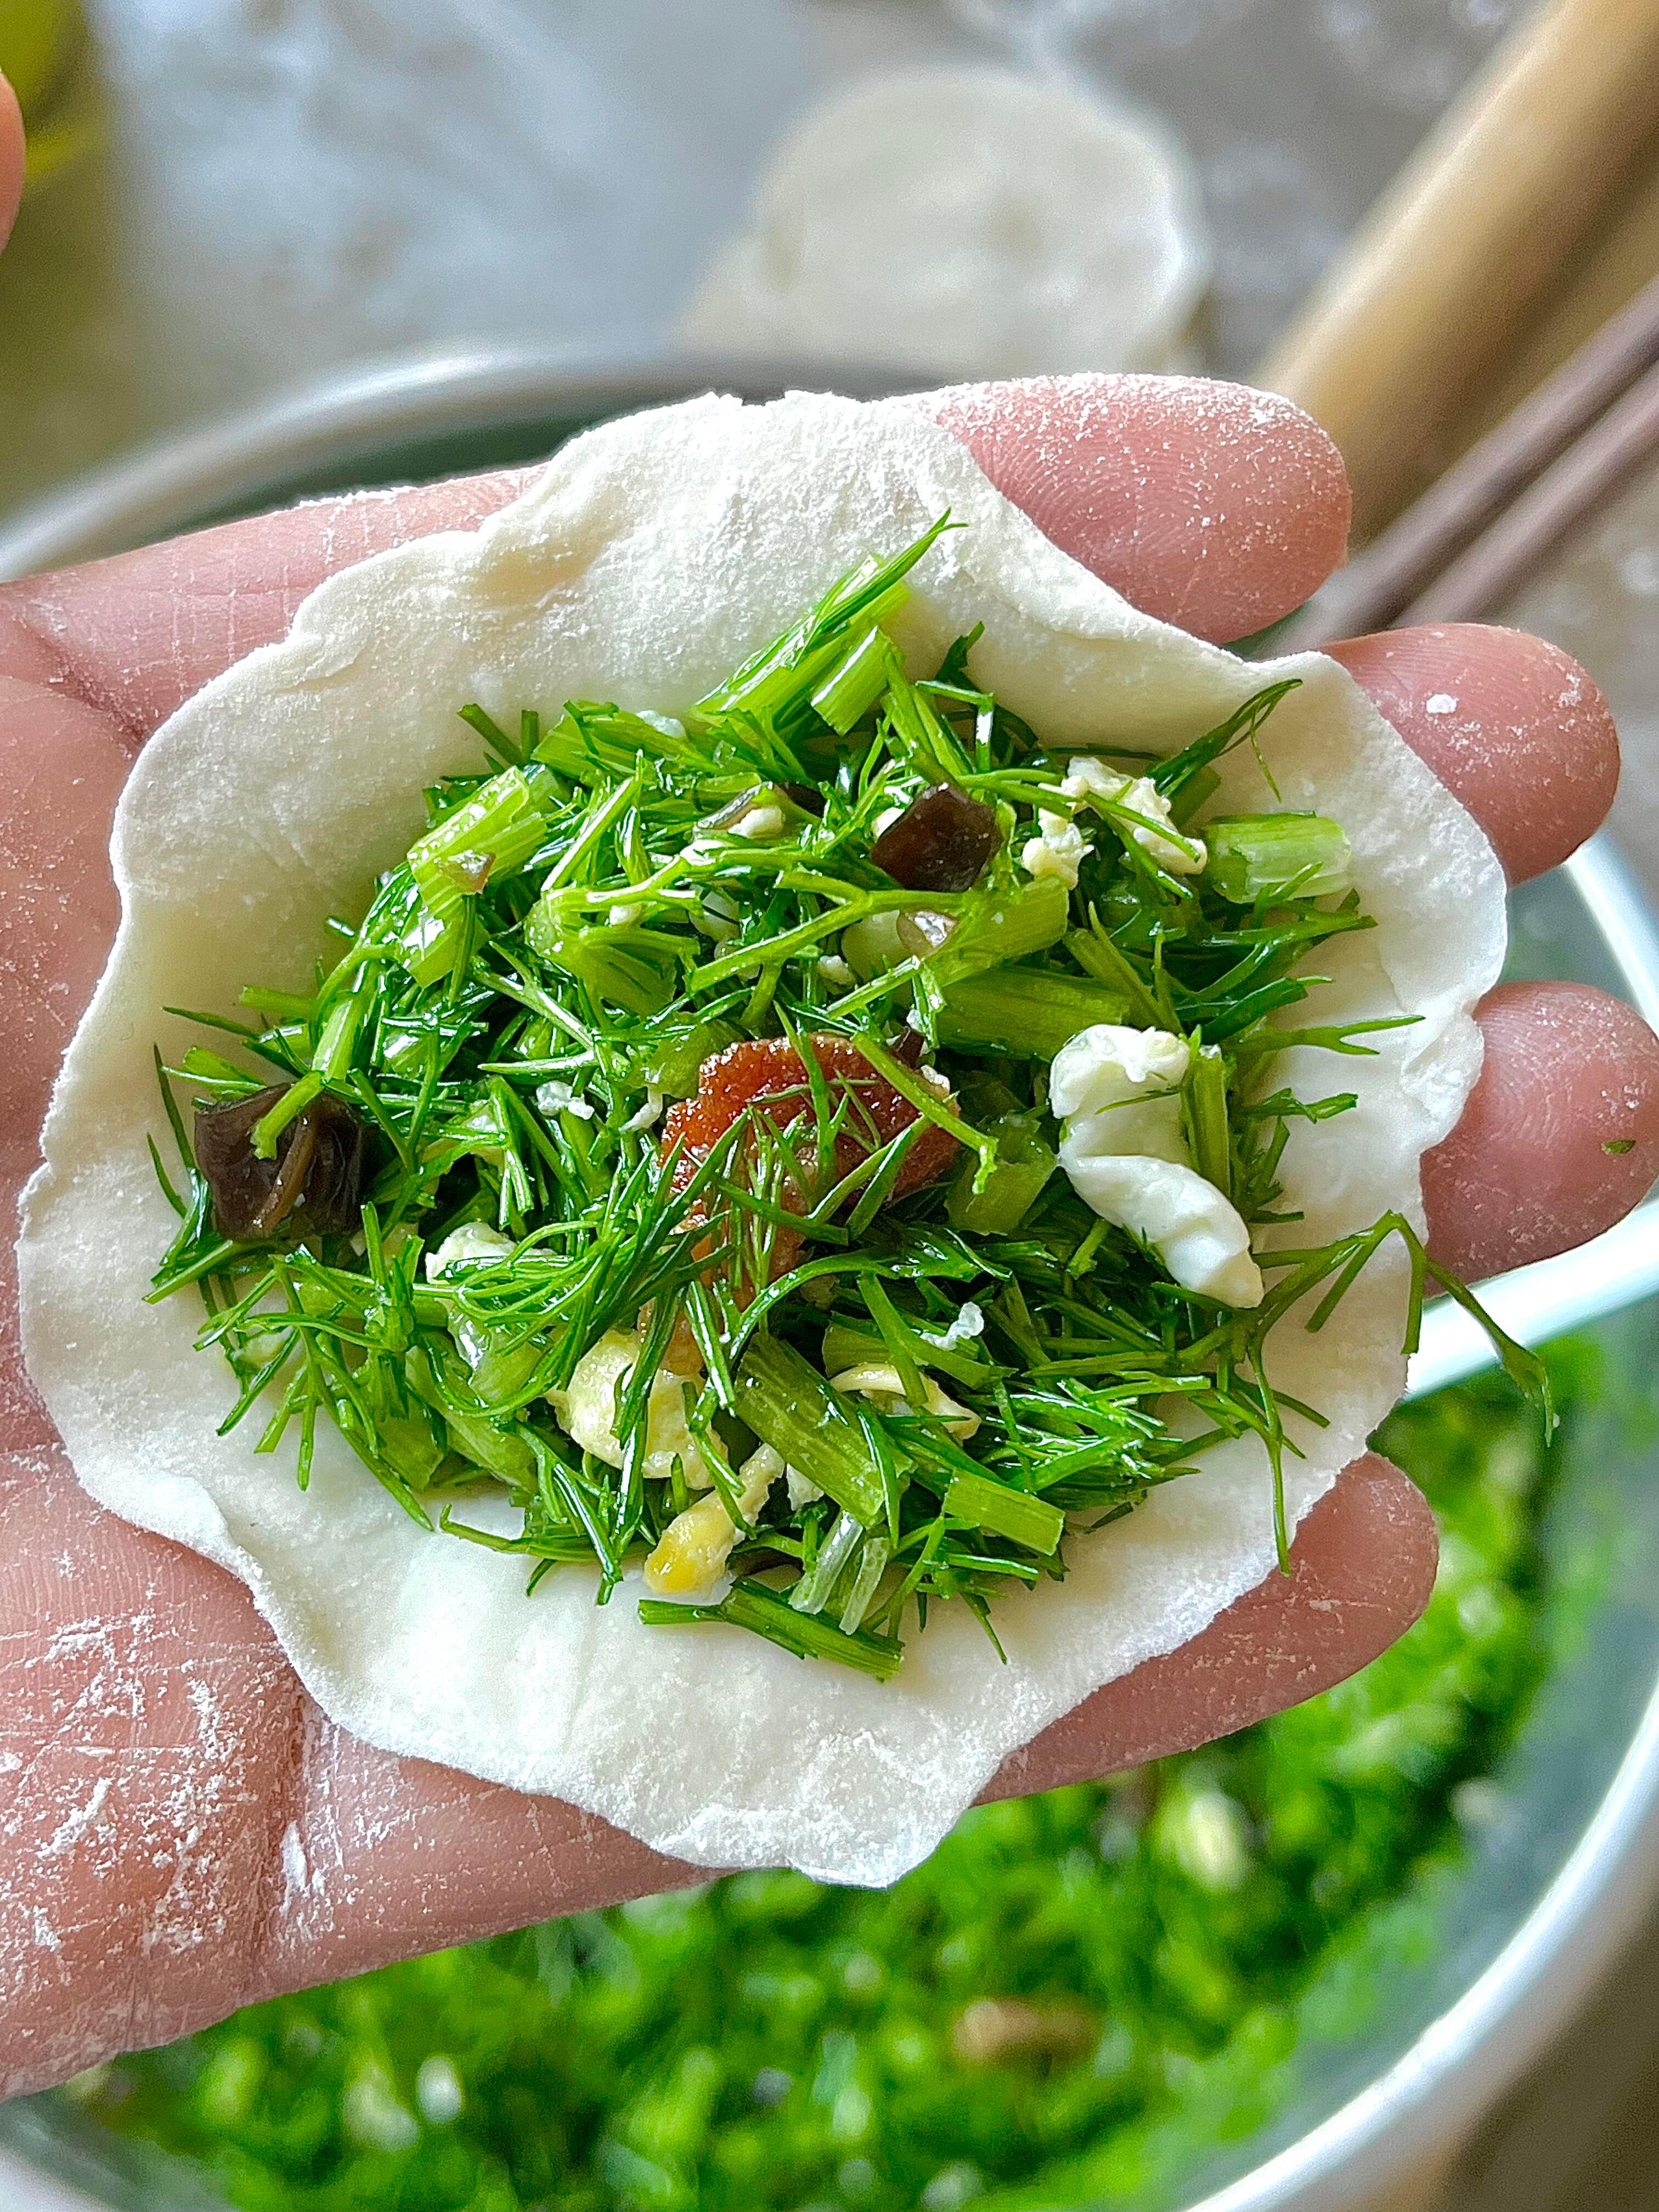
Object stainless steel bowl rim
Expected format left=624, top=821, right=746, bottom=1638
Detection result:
left=0, top=343, right=911, bottom=579
left=1212, top=834, right=1659, bottom=2212
left=3, top=345, right=1657, bottom=2212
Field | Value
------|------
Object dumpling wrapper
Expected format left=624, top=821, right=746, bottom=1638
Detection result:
left=17, top=392, right=1504, bottom=1887
left=679, top=67, right=1210, bottom=380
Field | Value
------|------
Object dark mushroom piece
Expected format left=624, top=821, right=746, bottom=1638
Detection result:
left=194, top=1086, right=369, bottom=1243
left=777, top=781, right=827, bottom=819
left=869, top=783, right=1001, bottom=893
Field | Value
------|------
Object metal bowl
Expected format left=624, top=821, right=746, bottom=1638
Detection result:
left=4, top=349, right=1659, bottom=2212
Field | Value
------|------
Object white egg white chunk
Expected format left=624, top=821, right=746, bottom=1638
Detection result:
left=1060, top=758, right=1206, bottom=875
left=1059, top=1151, right=1264, bottom=1311
left=1049, top=1023, right=1190, bottom=1154
left=1021, top=759, right=1205, bottom=889
left=1020, top=811, right=1091, bottom=888
left=423, top=1221, right=516, bottom=1279
left=1051, top=1025, right=1264, bottom=1308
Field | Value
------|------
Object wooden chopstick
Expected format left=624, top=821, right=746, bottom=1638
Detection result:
left=1400, top=353, right=1659, bottom=627
left=1257, top=0, right=1659, bottom=545
left=1277, top=270, right=1659, bottom=650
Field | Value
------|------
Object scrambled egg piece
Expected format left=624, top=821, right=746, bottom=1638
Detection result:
left=549, top=1327, right=713, bottom=1487
left=644, top=1443, right=784, bottom=1602
left=829, top=1361, right=980, bottom=1441
left=424, top=1221, right=515, bottom=1278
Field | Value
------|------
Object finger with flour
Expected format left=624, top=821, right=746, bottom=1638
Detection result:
left=921, top=373, right=1353, bottom=644
left=1328, top=625, right=1620, bottom=884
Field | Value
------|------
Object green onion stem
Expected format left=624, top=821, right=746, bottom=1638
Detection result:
left=811, top=627, right=894, bottom=735
left=639, top=1579, right=904, bottom=1680
left=926, top=874, right=1070, bottom=989
left=1205, top=814, right=1352, bottom=904
left=935, top=969, right=1128, bottom=1059
left=945, top=1115, right=1056, bottom=1235
left=790, top=1509, right=864, bottom=1614
left=838, top=1535, right=892, bottom=1633
left=250, top=1071, right=323, bottom=1160
left=1184, top=1044, right=1231, bottom=1195
left=942, top=1468, right=1064, bottom=1555
left=733, top=1336, right=888, bottom=1527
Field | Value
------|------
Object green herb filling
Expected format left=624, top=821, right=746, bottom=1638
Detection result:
left=149, top=518, right=1544, bottom=1672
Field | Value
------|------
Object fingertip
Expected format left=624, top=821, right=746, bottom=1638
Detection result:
left=1425, top=981, right=1659, bottom=1280
left=923, top=373, right=1351, bottom=644
left=985, top=1455, right=1435, bottom=1799
left=1294, top=1454, right=1440, bottom=1639
left=1328, top=625, right=1619, bottom=882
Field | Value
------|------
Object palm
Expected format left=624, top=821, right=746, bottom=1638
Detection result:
left=2, top=377, right=1653, bottom=2097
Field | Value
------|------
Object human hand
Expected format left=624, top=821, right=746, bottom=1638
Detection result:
left=3, top=374, right=1656, bottom=2096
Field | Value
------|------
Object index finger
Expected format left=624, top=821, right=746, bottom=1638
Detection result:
left=0, top=377, right=1349, bottom=738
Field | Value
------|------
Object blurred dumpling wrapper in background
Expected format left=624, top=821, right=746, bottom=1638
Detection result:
left=680, top=64, right=1211, bottom=380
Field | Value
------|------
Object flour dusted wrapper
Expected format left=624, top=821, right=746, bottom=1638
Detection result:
left=19, top=393, right=1504, bottom=1884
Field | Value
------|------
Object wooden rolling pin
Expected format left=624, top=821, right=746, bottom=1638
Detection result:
left=1256, top=0, right=1659, bottom=544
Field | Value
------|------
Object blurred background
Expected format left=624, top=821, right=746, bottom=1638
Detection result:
left=8, top=3, right=1659, bottom=2210
left=0, top=0, right=1554, bottom=507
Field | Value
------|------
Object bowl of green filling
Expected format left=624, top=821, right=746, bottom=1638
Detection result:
left=3, top=353, right=1659, bottom=2212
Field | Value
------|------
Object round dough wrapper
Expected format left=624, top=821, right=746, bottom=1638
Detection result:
left=19, top=391, right=1503, bottom=1886
left=679, top=66, right=1210, bottom=380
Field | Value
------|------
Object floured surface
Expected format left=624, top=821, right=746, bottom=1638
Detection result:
left=18, top=393, right=1504, bottom=1884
